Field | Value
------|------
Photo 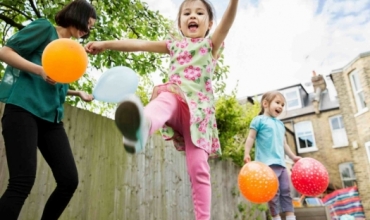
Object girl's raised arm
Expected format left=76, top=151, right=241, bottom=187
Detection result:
left=211, top=0, right=238, bottom=58
left=85, top=39, right=168, bottom=55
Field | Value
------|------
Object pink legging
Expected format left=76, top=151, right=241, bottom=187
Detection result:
left=145, top=92, right=211, bottom=220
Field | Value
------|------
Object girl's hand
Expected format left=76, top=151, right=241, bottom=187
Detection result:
left=243, top=154, right=251, bottom=164
left=292, top=156, right=302, bottom=163
left=85, top=41, right=105, bottom=55
left=79, top=91, right=94, bottom=102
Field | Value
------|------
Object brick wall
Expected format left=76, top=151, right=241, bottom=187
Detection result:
left=331, top=54, right=370, bottom=218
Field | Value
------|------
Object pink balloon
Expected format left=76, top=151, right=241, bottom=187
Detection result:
left=291, top=158, right=329, bottom=196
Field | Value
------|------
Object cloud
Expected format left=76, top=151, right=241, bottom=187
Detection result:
left=223, top=0, right=370, bottom=96
left=324, top=0, right=370, bottom=15
left=223, top=0, right=320, bottom=95
left=298, top=0, right=370, bottom=84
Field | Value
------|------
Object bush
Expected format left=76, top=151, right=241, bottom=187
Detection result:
left=215, top=92, right=260, bottom=167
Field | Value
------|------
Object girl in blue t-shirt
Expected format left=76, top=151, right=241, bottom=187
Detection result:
left=0, top=1, right=96, bottom=219
left=244, top=91, right=302, bottom=220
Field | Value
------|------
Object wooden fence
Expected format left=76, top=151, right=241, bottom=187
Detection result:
left=0, top=103, right=266, bottom=220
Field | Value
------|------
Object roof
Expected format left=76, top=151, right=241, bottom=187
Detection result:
left=239, top=84, right=340, bottom=120
left=238, top=83, right=308, bottom=103
left=331, top=51, right=370, bottom=74
left=279, top=91, right=339, bottom=120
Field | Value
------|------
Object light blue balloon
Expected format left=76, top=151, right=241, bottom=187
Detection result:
left=93, top=66, right=139, bottom=103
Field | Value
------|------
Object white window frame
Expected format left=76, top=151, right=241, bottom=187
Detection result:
left=349, top=70, right=367, bottom=113
left=339, top=162, right=357, bottom=188
left=329, top=115, right=349, bottom=148
left=366, top=141, right=370, bottom=165
left=282, top=88, right=302, bottom=111
left=294, top=121, right=318, bottom=153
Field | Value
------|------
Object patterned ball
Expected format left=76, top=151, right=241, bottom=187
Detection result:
left=238, top=161, right=278, bottom=203
left=291, top=157, right=329, bottom=196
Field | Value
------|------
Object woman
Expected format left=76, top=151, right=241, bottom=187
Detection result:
left=0, top=0, right=97, bottom=219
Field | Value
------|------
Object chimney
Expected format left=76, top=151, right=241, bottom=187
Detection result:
left=311, top=70, right=327, bottom=114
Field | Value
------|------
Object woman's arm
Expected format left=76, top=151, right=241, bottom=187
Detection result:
left=0, top=46, right=56, bottom=84
left=211, top=0, right=238, bottom=57
left=85, top=39, right=168, bottom=55
left=67, top=90, right=93, bottom=102
left=0, top=46, right=43, bottom=76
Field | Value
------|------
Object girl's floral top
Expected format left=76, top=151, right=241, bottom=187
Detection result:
left=150, top=37, right=224, bottom=157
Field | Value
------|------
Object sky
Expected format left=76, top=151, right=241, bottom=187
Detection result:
left=142, top=0, right=370, bottom=98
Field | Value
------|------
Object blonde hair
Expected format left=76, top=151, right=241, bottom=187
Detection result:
left=259, top=91, right=285, bottom=115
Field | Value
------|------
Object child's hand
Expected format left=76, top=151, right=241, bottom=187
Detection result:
left=85, top=41, right=105, bottom=55
left=79, top=91, right=94, bottom=102
left=292, top=156, right=302, bottom=163
left=243, top=154, right=251, bottom=164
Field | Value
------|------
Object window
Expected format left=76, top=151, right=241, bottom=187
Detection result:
left=349, top=70, right=367, bottom=112
left=329, top=115, right=349, bottom=147
left=366, top=142, right=370, bottom=164
left=282, top=88, right=302, bottom=110
left=339, top=162, right=357, bottom=188
left=294, top=121, right=317, bottom=153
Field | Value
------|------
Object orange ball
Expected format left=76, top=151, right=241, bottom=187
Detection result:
left=238, top=161, right=279, bottom=203
left=42, top=38, right=88, bottom=83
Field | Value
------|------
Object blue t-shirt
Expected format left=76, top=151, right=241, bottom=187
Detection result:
left=0, top=19, right=69, bottom=123
left=250, top=115, right=286, bottom=167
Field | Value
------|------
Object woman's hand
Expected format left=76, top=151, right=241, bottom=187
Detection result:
left=37, top=67, right=56, bottom=85
left=79, top=91, right=94, bottom=102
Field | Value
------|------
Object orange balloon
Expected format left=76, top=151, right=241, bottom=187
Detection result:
left=238, top=161, right=279, bottom=203
left=42, top=38, right=88, bottom=83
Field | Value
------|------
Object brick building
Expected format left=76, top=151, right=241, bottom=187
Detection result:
left=329, top=51, right=370, bottom=218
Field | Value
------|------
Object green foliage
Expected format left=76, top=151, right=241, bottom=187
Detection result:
left=0, top=63, right=4, bottom=78
left=231, top=187, right=269, bottom=220
left=236, top=202, right=268, bottom=220
left=213, top=54, right=229, bottom=96
left=215, top=88, right=260, bottom=167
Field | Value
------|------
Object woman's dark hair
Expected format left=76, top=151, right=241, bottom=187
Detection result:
left=55, top=0, right=97, bottom=38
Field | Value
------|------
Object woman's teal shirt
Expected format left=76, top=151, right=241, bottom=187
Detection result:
left=0, top=19, right=69, bottom=123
